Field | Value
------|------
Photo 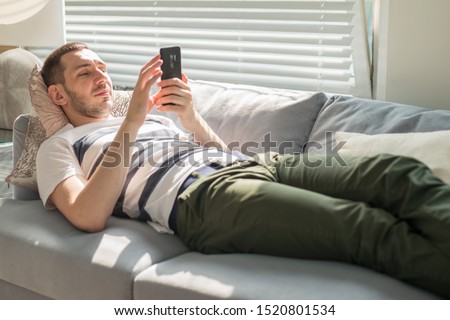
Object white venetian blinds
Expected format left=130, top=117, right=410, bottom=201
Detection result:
left=40, top=0, right=372, bottom=97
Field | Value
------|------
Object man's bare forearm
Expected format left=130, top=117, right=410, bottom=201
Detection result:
left=81, top=121, right=138, bottom=219
left=189, top=112, right=228, bottom=151
left=52, top=120, right=139, bottom=232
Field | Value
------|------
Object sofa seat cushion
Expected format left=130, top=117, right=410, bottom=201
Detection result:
left=0, top=279, right=49, bottom=299
left=0, top=198, right=188, bottom=299
left=133, top=252, right=438, bottom=299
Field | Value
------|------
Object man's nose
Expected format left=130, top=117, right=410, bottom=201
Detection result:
left=95, top=68, right=108, bottom=83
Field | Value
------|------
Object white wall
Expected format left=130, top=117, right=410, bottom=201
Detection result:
left=373, top=0, right=450, bottom=110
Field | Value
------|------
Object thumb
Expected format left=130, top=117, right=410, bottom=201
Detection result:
left=182, top=72, right=189, bottom=84
left=147, top=94, right=157, bottom=112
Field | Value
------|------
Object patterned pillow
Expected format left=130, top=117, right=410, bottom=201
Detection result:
left=5, top=64, right=132, bottom=191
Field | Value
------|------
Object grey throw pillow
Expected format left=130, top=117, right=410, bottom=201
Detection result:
left=153, top=80, right=327, bottom=155
left=307, top=95, right=450, bottom=154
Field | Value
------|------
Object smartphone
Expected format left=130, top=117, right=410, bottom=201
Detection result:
left=160, top=46, right=182, bottom=80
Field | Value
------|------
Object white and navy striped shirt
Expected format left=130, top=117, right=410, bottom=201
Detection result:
left=37, top=114, right=238, bottom=233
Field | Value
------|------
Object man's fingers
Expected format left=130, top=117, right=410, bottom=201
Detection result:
left=137, top=55, right=163, bottom=90
left=158, top=77, right=189, bottom=90
left=140, top=54, right=161, bottom=74
left=143, top=70, right=162, bottom=93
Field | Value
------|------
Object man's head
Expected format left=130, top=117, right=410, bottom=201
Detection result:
left=42, top=42, right=113, bottom=126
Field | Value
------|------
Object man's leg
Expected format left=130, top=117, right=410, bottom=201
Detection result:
left=176, top=165, right=450, bottom=298
left=275, top=153, right=450, bottom=253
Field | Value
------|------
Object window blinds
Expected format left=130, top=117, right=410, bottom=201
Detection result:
left=35, top=0, right=372, bottom=97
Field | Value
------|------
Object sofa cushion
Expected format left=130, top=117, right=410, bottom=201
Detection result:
left=0, top=48, right=42, bottom=130
left=0, top=198, right=188, bottom=299
left=152, top=80, right=328, bottom=155
left=0, top=279, right=49, bottom=299
left=133, top=252, right=438, bottom=299
left=336, top=131, right=450, bottom=184
left=307, top=95, right=450, bottom=154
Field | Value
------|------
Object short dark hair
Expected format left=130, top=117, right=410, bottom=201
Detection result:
left=41, top=42, right=90, bottom=87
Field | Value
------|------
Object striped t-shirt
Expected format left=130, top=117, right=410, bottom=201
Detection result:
left=37, top=114, right=238, bottom=233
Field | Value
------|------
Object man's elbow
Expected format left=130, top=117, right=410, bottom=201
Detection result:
left=79, top=221, right=107, bottom=233
left=68, top=210, right=109, bottom=233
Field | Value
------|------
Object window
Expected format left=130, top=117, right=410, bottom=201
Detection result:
left=33, top=0, right=371, bottom=97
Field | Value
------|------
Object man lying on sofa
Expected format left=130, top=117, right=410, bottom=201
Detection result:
left=36, top=42, right=450, bottom=298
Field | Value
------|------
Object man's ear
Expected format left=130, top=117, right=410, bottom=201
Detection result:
left=47, top=84, right=68, bottom=107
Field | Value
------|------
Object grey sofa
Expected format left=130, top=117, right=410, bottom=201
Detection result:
left=1, top=79, right=449, bottom=300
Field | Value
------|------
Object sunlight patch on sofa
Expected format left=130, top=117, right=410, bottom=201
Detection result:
left=91, top=234, right=131, bottom=268
left=147, top=267, right=235, bottom=298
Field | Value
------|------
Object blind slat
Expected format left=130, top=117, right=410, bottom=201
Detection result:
left=97, top=49, right=353, bottom=69
left=67, top=25, right=353, bottom=46
left=67, top=1, right=355, bottom=11
left=66, top=11, right=353, bottom=23
left=67, top=34, right=352, bottom=58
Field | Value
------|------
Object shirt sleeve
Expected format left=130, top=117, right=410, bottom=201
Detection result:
left=36, top=136, right=84, bottom=209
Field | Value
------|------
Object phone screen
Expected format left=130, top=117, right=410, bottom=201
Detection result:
left=160, top=46, right=182, bottom=80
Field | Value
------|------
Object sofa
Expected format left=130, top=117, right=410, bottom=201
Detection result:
left=1, top=49, right=449, bottom=300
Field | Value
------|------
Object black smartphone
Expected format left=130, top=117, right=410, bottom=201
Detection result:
left=160, top=46, right=182, bottom=80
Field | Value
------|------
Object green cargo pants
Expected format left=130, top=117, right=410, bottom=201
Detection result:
left=176, top=153, right=450, bottom=298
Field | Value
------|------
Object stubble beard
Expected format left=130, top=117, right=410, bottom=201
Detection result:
left=64, top=84, right=112, bottom=118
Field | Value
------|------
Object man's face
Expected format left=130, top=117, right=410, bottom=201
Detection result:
left=60, top=49, right=113, bottom=118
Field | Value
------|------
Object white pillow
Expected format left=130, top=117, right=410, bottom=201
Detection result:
left=336, top=131, right=450, bottom=184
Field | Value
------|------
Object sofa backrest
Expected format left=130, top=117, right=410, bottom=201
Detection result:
left=11, top=81, right=328, bottom=201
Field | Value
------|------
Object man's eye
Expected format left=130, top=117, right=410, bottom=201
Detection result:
left=79, top=73, right=88, bottom=77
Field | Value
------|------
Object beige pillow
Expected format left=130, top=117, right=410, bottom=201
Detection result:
left=5, top=65, right=132, bottom=191
left=336, top=131, right=450, bottom=184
